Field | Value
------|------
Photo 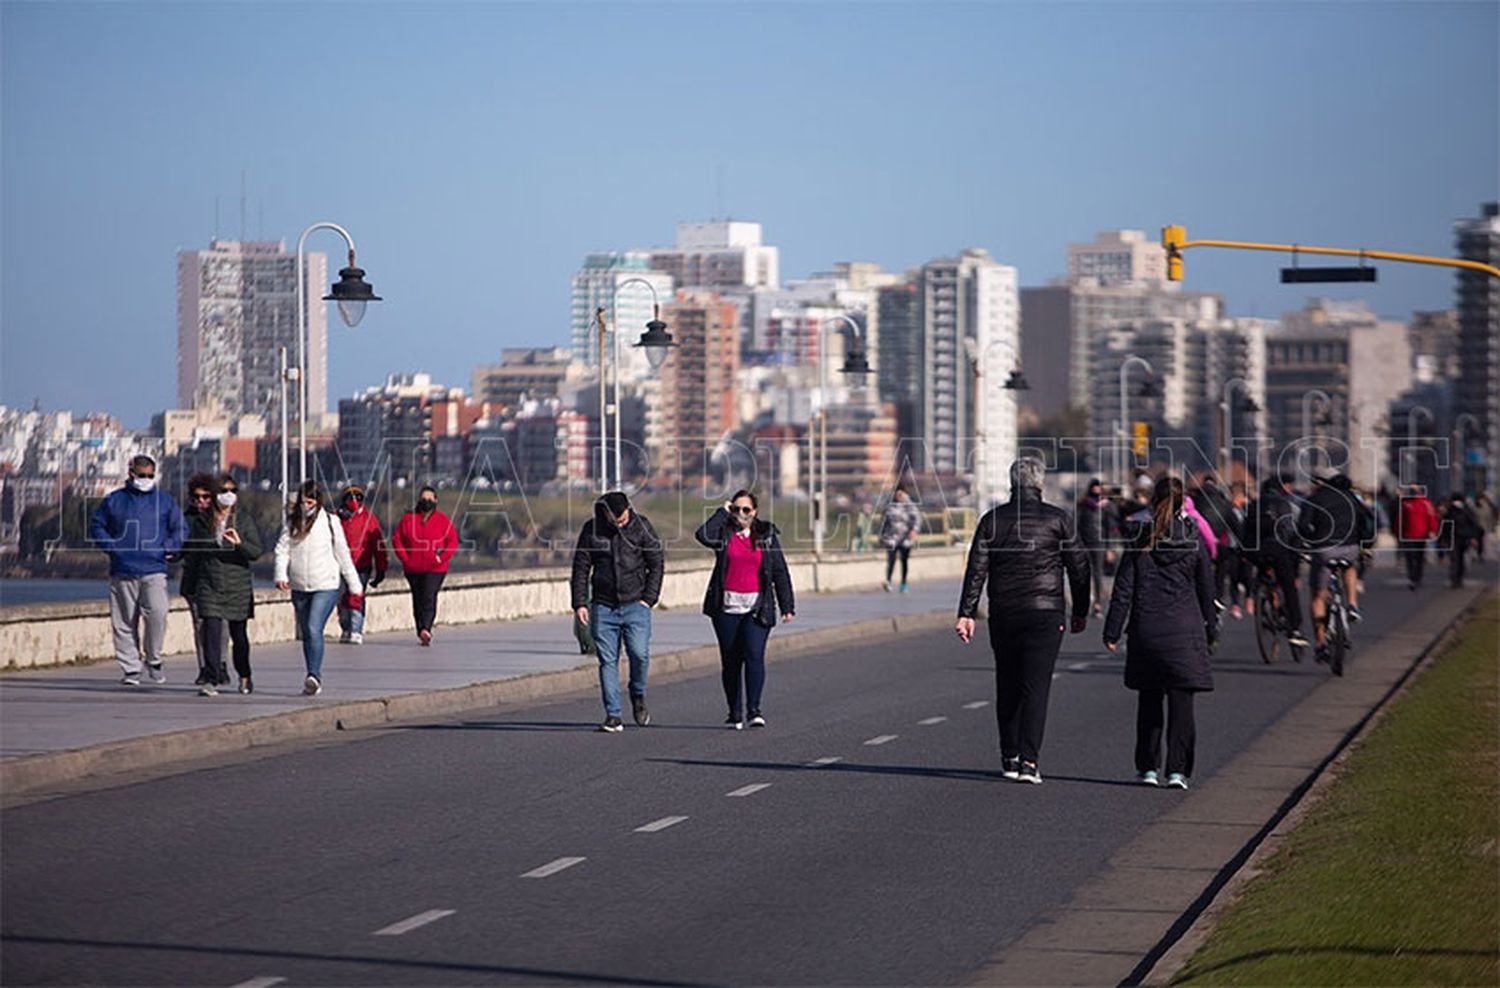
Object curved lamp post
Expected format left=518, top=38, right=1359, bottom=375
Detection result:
left=1118, top=355, right=1156, bottom=489
left=600, top=277, right=675, bottom=492
left=295, top=221, right=380, bottom=491
left=1403, top=403, right=1434, bottom=487
left=1220, top=377, right=1259, bottom=479
left=1300, top=388, right=1334, bottom=479
left=812, top=314, right=871, bottom=557
left=966, top=337, right=1030, bottom=511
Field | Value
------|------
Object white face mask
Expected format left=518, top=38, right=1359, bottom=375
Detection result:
left=130, top=475, right=156, bottom=493
left=217, top=491, right=238, bottom=508
left=303, top=504, right=319, bottom=519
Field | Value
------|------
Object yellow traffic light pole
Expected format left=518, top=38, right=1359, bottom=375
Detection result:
left=1160, top=225, right=1500, bottom=281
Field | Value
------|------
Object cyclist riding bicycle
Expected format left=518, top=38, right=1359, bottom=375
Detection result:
left=1297, top=470, right=1372, bottom=663
left=1249, top=471, right=1309, bottom=649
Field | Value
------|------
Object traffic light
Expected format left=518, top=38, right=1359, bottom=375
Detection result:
left=1132, top=421, right=1150, bottom=457
left=1162, top=225, right=1186, bottom=281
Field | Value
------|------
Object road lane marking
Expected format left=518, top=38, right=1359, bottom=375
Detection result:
left=635, top=815, right=689, bottom=833
left=1068, top=660, right=1090, bottom=670
left=522, top=856, right=587, bottom=878
left=230, top=979, right=287, bottom=988
left=807, top=756, right=843, bottom=766
left=962, top=701, right=990, bottom=709
left=917, top=716, right=948, bottom=725
left=726, top=783, right=772, bottom=797
left=372, top=909, right=455, bottom=936
left=864, top=735, right=898, bottom=746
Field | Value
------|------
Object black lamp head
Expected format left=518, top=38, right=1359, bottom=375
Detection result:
left=1002, top=370, right=1031, bottom=391
left=634, top=318, right=678, bottom=370
left=324, top=265, right=381, bottom=328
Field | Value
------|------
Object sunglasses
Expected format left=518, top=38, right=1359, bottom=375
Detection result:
left=191, top=492, right=213, bottom=501
left=730, top=505, right=756, bottom=515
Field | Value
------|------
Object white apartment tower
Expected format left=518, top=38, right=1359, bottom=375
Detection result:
left=1066, top=229, right=1169, bottom=286
left=649, top=221, right=779, bottom=291
left=569, top=252, right=674, bottom=369
left=176, top=240, right=328, bottom=427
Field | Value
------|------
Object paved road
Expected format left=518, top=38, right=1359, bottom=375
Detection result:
left=1, top=565, right=1486, bottom=986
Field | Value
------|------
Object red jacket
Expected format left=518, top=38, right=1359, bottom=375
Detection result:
left=393, top=509, right=458, bottom=574
left=1398, top=496, right=1438, bottom=540
left=341, top=509, right=389, bottom=575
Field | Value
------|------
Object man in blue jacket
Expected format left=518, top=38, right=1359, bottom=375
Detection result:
left=88, top=455, right=184, bottom=686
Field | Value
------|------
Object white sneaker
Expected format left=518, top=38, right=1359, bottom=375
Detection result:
left=303, top=675, right=322, bottom=696
left=350, top=632, right=364, bottom=645
left=146, top=662, right=166, bottom=684
left=198, top=685, right=218, bottom=697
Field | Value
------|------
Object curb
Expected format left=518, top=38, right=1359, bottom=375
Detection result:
left=1131, top=589, right=1491, bottom=986
left=0, top=609, right=954, bottom=798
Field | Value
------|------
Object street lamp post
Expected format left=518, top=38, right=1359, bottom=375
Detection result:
left=1301, top=389, right=1333, bottom=478
left=1452, top=412, right=1480, bottom=496
left=595, top=278, right=675, bottom=492
left=966, top=337, right=1030, bottom=512
left=294, top=222, right=380, bottom=491
left=1219, top=377, right=1258, bottom=479
left=279, top=346, right=295, bottom=504
left=1405, top=403, right=1434, bottom=487
left=1118, top=355, right=1155, bottom=490
left=813, top=315, right=871, bottom=558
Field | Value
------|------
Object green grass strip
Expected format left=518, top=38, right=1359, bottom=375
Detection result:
left=1174, top=595, right=1500, bottom=986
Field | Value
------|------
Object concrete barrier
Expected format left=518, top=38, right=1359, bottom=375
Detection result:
left=0, top=547, right=966, bottom=670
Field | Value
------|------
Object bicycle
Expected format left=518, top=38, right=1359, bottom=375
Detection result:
left=1315, top=555, right=1356, bottom=677
left=1253, top=559, right=1305, bottom=664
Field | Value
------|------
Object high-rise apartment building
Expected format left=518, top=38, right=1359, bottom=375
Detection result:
left=876, top=282, right=922, bottom=446
left=1066, top=229, right=1169, bottom=286
left=654, top=291, right=740, bottom=479
left=568, top=252, right=673, bottom=368
left=648, top=221, right=779, bottom=292
left=1453, top=202, right=1499, bottom=493
left=472, top=348, right=587, bottom=409
left=176, top=240, right=327, bottom=428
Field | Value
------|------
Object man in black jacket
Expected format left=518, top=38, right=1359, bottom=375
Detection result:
left=1249, top=473, right=1310, bottom=649
left=572, top=491, right=664, bottom=732
left=1297, top=471, right=1368, bottom=660
left=956, top=457, right=1090, bottom=784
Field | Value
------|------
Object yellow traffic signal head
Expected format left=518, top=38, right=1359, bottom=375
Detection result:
left=1162, top=225, right=1186, bottom=281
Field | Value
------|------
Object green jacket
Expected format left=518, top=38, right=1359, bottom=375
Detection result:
left=182, top=510, right=263, bottom=621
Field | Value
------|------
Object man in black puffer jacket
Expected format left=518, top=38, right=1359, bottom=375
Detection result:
left=1297, top=471, right=1368, bottom=660
left=957, top=456, right=1090, bottom=784
left=572, top=491, right=664, bottom=732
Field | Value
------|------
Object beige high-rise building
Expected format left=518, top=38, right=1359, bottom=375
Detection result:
left=1066, top=229, right=1169, bottom=285
left=654, top=291, right=741, bottom=481
left=176, top=239, right=327, bottom=429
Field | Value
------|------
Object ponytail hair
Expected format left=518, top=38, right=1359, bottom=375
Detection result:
left=1149, top=477, right=1184, bottom=548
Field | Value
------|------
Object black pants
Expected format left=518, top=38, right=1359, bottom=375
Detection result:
left=1135, top=688, right=1197, bottom=777
left=1401, top=539, right=1427, bottom=587
left=1264, top=550, right=1303, bottom=633
left=988, top=611, right=1065, bottom=764
left=1086, top=548, right=1107, bottom=609
left=406, top=572, right=446, bottom=633
left=885, top=546, right=911, bottom=584
left=200, top=617, right=251, bottom=682
left=1215, top=545, right=1244, bottom=605
left=1450, top=542, right=1468, bottom=587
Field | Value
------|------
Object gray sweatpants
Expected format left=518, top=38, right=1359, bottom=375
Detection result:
left=109, top=573, right=169, bottom=675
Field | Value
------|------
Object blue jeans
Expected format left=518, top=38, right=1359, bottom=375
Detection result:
left=712, top=611, right=772, bottom=716
left=292, top=589, right=340, bottom=680
left=592, top=602, right=652, bottom=717
left=338, top=572, right=371, bottom=636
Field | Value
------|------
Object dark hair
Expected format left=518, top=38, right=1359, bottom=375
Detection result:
left=1149, top=477, right=1184, bottom=548
left=217, top=473, right=238, bottom=491
left=288, top=480, right=326, bottom=537
left=186, top=472, right=216, bottom=496
left=730, top=489, right=758, bottom=509
left=419, top=484, right=437, bottom=498
left=129, top=454, right=157, bottom=473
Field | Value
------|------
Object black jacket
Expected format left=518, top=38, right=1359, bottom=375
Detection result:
left=1251, top=484, right=1300, bottom=557
left=1104, top=517, right=1216, bottom=692
left=570, top=504, right=664, bottom=609
left=1075, top=497, right=1117, bottom=549
left=958, top=490, right=1090, bottom=620
left=695, top=508, right=795, bottom=628
left=181, top=510, right=262, bottom=621
left=1297, top=479, right=1365, bottom=550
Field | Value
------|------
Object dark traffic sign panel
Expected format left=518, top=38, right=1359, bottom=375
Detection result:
left=1281, top=266, right=1377, bottom=283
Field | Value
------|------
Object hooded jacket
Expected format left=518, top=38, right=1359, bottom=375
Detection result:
left=1297, top=477, right=1366, bottom=549
left=88, top=484, right=185, bottom=578
left=181, top=509, right=262, bottom=620
left=695, top=507, right=795, bottom=628
left=1104, top=516, right=1216, bottom=692
left=571, top=501, right=664, bottom=609
left=394, top=508, right=455, bottom=575
left=1251, top=482, right=1301, bottom=557
left=879, top=500, right=922, bottom=550
left=1397, top=495, right=1439, bottom=541
left=341, top=507, right=389, bottom=575
left=958, top=489, right=1090, bottom=620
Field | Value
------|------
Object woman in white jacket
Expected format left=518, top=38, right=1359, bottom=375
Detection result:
left=275, top=480, right=362, bottom=696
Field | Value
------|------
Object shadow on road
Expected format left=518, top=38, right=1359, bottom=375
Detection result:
left=649, top=756, right=1148, bottom=788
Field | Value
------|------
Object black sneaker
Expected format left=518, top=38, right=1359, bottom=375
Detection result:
left=748, top=712, right=766, bottom=728
left=725, top=712, right=744, bottom=730
left=1001, top=756, right=1021, bottom=780
left=1017, top=761, right=1043, bottom=784
left=1314, top=645, right=1330, bottom=665
left=1348, top=606, right=1362, bottom=624
left=599, top=716, right=624, bottom=733
left=631, top=694, right=651, bottom=727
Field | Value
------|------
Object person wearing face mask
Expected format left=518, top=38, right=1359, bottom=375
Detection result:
left=275, top=480, right=363, bottom=696
left=392, top=485, right=458, bottom=646
left=696, top=490, right=795, bottom=729
left=336, top=485, right=388, bottom=645
left=182, top=473, right=262, bottom=696
left=89, top=454, right=185, bottom=687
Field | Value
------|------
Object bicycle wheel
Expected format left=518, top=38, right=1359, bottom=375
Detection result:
left=1255, top=584, right=1281, bottom=664
left=1328, top=604, right=1347, bottom=677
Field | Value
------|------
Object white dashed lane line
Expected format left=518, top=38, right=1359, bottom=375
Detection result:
left=962, top=700, right=990, bottom=709
left=521, top=856, right=587, bottom=878
left=806, top=756, right=843, bottom=767
left=726, top=783, right=773, bottom=797
left=917, top=716, right=948, bottom=725
left=863, top=735, right=898, bottom=746
left=635, top=815, right=689, bottom=833
left=229, top=979, right=287, bottom=988
left=371, top=909, right=456, bottom=936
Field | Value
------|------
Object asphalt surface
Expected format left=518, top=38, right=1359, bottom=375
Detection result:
left=0, top=564, right=1479, bottom=987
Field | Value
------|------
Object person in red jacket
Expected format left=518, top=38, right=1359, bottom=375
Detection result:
left=1396, top=484, right=1439, bottom=590
left=392, top=485, right=458, bottom=646
left=337, top=485, right=389, bottom=645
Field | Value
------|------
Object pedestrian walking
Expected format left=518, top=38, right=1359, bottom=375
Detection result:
left=571, top=491, right=664, bottom=733
left=336, top=484, right=388, bottom=645
left=181, top=473, right=261, bottom=697
left=1220, top=482, right=1253, bottom=619
left=1103, top=477, right=1217, bottom=790
left=880, top=488, right=921, bottom=592
left=180, top=474, right=218, bottom=686
left=955, top=457, right=1091, bottom=784
left=274, top=480, right=363, bottom=696
left=392, top=485, right=458, bottom=646
left=1441, top=493, right=1482, bottom=589
left=1474, top=493, right=1495, bottom=561
left=695, top=490, right=796, bottom=730
left=89, top=454, right=184, bottom=687
left=1076, top=478, right=1117, bottom=618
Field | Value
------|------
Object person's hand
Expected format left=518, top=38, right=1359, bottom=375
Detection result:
left=345, top=594, right=363, bottom=611
left=223, top=528, right=241, bottom=546
left=639, top=600, right=652, bottom=609
left=575, top=606, right=589, bottom=625
left=1104, top=639, right=1118, bottom=653
left=1105, top=550, right=1116, bottom=564
left=955, top=616, right=975, bottom=644
left=369, top=571, right=384, bottom=589
left=276, top=580, right=289, bottom=591
left=781, top=612, right=795, bottom=623
left=1070, top=614, right=1088, bottom=634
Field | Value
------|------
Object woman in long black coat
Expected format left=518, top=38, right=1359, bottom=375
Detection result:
left=1103, top=477, right=1216, bottom=789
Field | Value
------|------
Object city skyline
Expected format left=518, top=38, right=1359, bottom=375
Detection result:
left=3, top=2, right=1496, bottom=427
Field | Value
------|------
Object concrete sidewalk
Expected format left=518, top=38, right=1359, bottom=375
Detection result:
left=0, top=579, right=956, bottom=767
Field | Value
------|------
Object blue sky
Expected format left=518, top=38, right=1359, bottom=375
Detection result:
left=2, top=1, right=1495, bottom=427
